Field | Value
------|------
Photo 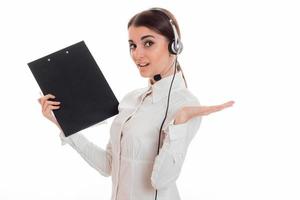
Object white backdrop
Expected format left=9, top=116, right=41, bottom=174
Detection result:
left=0, top=0, right=299, bottom=200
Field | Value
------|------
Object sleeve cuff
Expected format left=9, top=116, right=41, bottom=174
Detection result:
left=59, top=131, right=79, bottom=146
left=165, top=120, right=189, bottom=141
left=59, top=131, right=68, bottom=145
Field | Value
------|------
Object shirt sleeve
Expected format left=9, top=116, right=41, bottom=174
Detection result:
left=59, top=130, right=113, bottom=177
left=150, top=115, right=202, bottom=190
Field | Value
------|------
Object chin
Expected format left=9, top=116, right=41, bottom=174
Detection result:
left=138, top=70, right=153, bottom=78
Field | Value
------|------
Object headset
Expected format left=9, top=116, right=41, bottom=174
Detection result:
left=148, top=8, right=183, bottom=200
left=151, top=8, right=183, bottom=81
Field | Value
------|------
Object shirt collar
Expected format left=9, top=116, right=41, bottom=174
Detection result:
left=146, top=70, right=186, bottom=103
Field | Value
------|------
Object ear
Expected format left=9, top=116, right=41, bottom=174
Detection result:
left=169, top=53, right=175, bottom=57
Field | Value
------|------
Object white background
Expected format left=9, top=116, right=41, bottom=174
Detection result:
left=0, top=0, right=299, bottom=199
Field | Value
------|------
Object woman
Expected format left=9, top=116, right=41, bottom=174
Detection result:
left=38, top=7, right=234, bottom=200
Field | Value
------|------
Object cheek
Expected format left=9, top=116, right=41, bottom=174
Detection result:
left=152, top=54, right=169, bottom=70
left=149, top=46, right=169, bottom=64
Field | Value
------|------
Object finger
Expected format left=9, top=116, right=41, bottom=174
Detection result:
left=47, top=100, right=61, bottom=105
left=207, top=102, right=234, bottom=114
left=38, top=97, right=59, bottom=105
left=221, top=101, right=235, bottom=108
left=42, top=100, right=60, bottom=111
left=43, top=101, right=55, bottom=113
left=44, top=105, right=60, bottom=114
left=43, top=94, right=56, bottom=101
left=212, top=101, right=234, bottom=111
left=197, top=101, right=234, bottom=116
left=206, top=107, right=222, bottom=115
left=202, top=106, right=224, bottom=115
left=49, top=105, right=60, bottom=110
left=45, top=94, right=56, bottom=99
left=41, top=94, right=56, bottom=108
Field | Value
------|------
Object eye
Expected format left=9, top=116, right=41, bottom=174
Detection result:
left=144, top=40, right=154, bottom=47
left=129, top=43, right=136, bottom=50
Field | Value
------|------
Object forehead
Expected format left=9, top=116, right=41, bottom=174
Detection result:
left=128, top=26, right=165, bottom=41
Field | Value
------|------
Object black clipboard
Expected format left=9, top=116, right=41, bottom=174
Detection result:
left=28, top=41, right=119, bottom=136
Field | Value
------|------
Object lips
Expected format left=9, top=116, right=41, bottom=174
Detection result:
left=137, top=63, right=150, bottom=67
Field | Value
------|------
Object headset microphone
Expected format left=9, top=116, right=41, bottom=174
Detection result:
left=153, top=74, right=162, bottom=81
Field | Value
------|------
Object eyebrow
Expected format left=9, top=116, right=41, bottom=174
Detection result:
left=128, top=35, right=155, bottom=43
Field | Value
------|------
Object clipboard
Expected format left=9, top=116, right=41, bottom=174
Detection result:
left=28, top=41, right=119, bottom=136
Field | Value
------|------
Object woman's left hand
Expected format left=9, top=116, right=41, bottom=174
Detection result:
left=174, top=100, right=235, bottom=124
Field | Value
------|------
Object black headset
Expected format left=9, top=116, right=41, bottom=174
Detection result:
left=149, top=8, right=184, bottom=200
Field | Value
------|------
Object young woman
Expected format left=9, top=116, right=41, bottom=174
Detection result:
left=38, top=7, right=234, bottom=200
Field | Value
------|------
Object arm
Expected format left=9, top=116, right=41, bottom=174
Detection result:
left=150, top=115, right=202, bottom=190
left=150, top=98, right=234, bottom=189
left=59, top=131, right=112, bottom=177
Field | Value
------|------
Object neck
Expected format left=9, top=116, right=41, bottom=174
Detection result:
left=150, top=66, right=176, bottom=85
left=150, top=59, right=177, bottom=85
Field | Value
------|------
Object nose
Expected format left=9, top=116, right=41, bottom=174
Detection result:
left=131, top=45, right=145, bottom=61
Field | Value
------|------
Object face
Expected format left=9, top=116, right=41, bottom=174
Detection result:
left=128, top=26, right=175, bottom=83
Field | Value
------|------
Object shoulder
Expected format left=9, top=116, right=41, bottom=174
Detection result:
left=172, top=88, right=201, bottom=107
left=117, top=87, right=148, bottom=111
left=121, top=87, right=148, bottom=102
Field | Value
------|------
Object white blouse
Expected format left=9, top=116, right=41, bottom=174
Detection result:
left=59, top=70, right=202, bottom=200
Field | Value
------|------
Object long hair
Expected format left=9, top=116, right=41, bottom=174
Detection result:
left=127, top=7, right=188, bottom=88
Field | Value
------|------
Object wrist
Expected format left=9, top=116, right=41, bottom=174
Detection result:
left=174, top=117, right=186, bottom=125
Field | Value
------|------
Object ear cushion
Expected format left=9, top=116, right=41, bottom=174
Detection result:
left=168, top=39, right=183, bottom=55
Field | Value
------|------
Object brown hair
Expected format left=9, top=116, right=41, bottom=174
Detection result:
left=127, top=7, right=188, bottom=88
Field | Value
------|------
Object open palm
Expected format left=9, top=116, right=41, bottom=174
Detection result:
left=174, top=100, right=235, bottom=124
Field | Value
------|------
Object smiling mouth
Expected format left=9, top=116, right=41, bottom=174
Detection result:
left=137, top=63, right=150, bottom=67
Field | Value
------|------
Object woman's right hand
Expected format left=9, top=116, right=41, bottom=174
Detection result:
left=38, top=93, right=61, bottom=127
